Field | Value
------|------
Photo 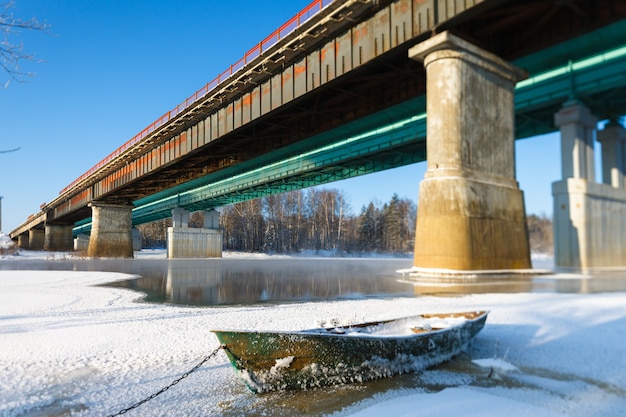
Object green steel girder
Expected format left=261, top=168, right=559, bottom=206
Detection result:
left=72, top=108, right=426, bottom=234
left=129, top=114, right=427, bottom=226
left=512, top=19, right=626, bottom=138
left=514, top=43, right=626, bottom=138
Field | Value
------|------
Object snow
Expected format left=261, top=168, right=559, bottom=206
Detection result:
left=473, top=357, right=520, bottom=373
left=1, top=248, right=625, bottom=416
left=315, top=315, right=471, bottom=337
left=344, top=387, right=564, bottom=417
left=0, top=233, right=14, bottom=250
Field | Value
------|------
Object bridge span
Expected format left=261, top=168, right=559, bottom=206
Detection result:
left=10, top=0, right=626, bottom=271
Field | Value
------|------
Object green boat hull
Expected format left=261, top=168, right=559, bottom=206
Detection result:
left=213, top=311, right=488, bottom=393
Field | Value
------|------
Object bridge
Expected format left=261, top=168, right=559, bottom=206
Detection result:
left=10, top=0, right=626, bottom=271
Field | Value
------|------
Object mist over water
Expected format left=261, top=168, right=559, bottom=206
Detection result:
left=2, top=254, right=626, bottom=307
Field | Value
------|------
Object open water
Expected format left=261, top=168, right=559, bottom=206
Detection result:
left=2, top=253, right=626, bottom=307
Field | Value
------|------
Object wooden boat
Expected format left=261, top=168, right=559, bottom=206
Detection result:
left=212, top=310, right=488, bottom=393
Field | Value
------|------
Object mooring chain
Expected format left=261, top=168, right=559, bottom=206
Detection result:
left=106, top=345, right=225, bottom=417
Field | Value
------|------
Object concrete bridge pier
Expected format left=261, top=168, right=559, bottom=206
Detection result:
left=17, top=234, right=28, bottom=249
left=553, top=105, right=626, bottom=269
left=167, top=208, right=222, bottom=258
left=44, top=224, right=74, bottom=251
left=408, top=31, right=531, bottom=273
left=598, top=121, right=626, bottom=189
left=28, top=229, right=45, bottom=250
left=87, top=202, right=134, bottom=258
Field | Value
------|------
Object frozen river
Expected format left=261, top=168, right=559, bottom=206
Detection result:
left=1, top=250, right=626, bottom=416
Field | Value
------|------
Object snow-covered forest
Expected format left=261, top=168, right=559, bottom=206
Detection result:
left=138, top=188, right=554, bottom=255
left=139, top=189, right=416, bottom=254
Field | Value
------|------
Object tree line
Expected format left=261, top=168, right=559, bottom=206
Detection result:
left=137, top=188, right=554, bottom=255
left=138, top=188, right=417, bottom=254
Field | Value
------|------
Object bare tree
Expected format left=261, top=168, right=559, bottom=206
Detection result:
left=1, top=1, right=49, bottom=87
left=218, top=189, right=416, bottom=254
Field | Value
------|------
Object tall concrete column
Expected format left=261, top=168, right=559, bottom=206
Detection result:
left=204, top=209, right=220, bottom=229
left=597, top=121, right=626, bottom=189
left=17, top=234, right=29, bottom=249
left=132, top=228, right=143, bottom=251
left=553, top=102, right=597, bottom=269
left=554, top=103, right=597, bottom=181
left=172, top=207, right=190, bottom=227
left=87, top=202, right=134, bottom=258
left=409, top=31, right=531, bottom=271
left=29, top=229, right=44, bottom=250
left=44, top=224, right=74, bottom=251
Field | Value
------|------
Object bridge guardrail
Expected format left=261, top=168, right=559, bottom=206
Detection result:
left=60, top=0, right=334, bottom=196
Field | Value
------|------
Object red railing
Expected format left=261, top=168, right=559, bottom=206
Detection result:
left=61, top=0, right=335, bottom=195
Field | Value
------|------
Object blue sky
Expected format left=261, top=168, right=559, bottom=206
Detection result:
left=1, top=0, right=564, bottom=233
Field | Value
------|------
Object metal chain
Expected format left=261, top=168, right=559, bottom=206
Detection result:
left=106, top=345, right=225, bottom=417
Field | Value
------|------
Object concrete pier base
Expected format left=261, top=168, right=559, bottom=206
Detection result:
left=29, top=229, right=44, bottom=250
left=74, top=234, right=90, bottom=252
left=132, top=228, right=142, bottom=251
left=17, top=234, right=29, bottom=249
left=553, top=178, right=626, bottom=269
left=87, top=202, right=134, bottom=258
left=44, top=224, right=74, bottom=251
left=413, top=177, right=531, bottom=271
left=409, top=32, right=531, bottom=272
left=167, top=209, right=222, bottom=258
left=553, top=113, right=626, bottom=269
left=167, top=228, right=222, bottom=258
left=75, top=228, right=141, bottom=253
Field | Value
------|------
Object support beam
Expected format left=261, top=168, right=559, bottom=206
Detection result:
left=87, top=202, right=134, bottom=258
left=554, top=103, right=597, bottom=181
left=44, top=224, right=74, bottom=251
left=132, top=228, right=142, bottom=251
left=409, top=31, right=531, bottom=272
left=172, top=207, right=190, bottom=228
left=29, top=229, right=44, bottom=250
left=597, top=121, right=626, bottom=189
left=204, top=209, right=220, bottom=229
left=17, top=234, right=28, bottom=249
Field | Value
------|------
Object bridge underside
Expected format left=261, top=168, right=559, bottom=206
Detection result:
left=10, top=0, right=626, bottom=268
left=74, top=16, right=626, bottom=235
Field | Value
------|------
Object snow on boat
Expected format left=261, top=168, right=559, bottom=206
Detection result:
left=212, top=310, right=488, bottom=393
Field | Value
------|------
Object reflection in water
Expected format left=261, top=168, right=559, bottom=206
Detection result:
left=534, top=271, right=626, bottom=293
left=400, top=275, right=535, bottom=296
left=136, top=258, right=415, bottom=306
left=2, top=255, right=626, bottom=307
left=399, top=263, right=626, bottom=296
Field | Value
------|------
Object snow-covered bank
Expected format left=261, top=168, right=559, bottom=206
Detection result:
left=1, top=267, right=625, bottom=417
